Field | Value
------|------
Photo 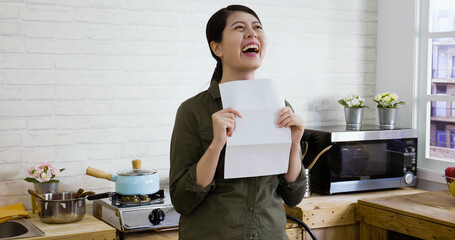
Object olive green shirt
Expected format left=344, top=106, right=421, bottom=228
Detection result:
left=170, top=80, right=306, bottom=240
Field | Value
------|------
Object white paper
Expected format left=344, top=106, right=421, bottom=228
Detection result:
left=219, top=79, right=291, bottom=179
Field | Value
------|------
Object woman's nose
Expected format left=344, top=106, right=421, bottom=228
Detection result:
left=245, top=28, right=257, bottom=39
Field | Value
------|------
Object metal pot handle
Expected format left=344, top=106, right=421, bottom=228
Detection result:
left=87, top=192, right=112, bottom=201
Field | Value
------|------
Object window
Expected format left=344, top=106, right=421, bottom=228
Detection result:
left=419, top=0, right=455, bottom=165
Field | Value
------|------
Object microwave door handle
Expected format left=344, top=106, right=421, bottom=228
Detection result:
left=308, top=145, right=333, bottom=170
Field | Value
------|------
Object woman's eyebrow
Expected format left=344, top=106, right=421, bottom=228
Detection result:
left=230, top=20, right=261, bottom=27
left=230, top=21, right=245, bottom=26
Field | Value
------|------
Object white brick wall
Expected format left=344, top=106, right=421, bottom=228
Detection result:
left=0, top=0, right=377, bottom=208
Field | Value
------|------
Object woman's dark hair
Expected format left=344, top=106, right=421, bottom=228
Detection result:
left=206, top=5, right=261, bottom=82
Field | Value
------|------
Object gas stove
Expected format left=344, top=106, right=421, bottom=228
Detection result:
left=92, top=189, right=179, bottom=236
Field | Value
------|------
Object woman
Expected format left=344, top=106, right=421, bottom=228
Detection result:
left=170, top=5, right=306, bottom=240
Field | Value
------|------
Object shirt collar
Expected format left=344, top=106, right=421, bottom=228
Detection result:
left=208, top=80, right=221, bottom=99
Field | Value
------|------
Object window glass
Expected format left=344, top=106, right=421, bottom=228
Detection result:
left=431, top=38, right=455, bottom=94
left=430, top=0, right=455, bottom=32
left=429, top=101, right=455, bottom=160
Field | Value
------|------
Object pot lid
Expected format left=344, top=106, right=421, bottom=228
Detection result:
left=117, top=168, right=156, bottom=176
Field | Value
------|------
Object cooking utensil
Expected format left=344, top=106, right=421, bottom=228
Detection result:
left=307, top=145, right=332, bottom=170
left=86, top=159, right=159, bottom=195
left=36, top=192, right=86, bottom=224
left=28, top=189, right=46, bottom=200
left=74, top=188, right=84, bottom=198
left=79, top=191, right=95, bottom=198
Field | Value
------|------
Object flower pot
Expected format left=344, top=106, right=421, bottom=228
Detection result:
left=34, top=182, right=59, bottom=194
left=378, top=108, right=398, bottom=128
left=344, top=108, right=364, bottom=127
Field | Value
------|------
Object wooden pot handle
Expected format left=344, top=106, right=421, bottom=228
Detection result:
left=132, top=159, right=141, bottom=170
left=86, top=167, right=112, bottom=181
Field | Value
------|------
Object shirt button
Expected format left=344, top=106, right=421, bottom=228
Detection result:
left=248, top=207, right=254, bottom=212
left=250, top=233, right=258, bottom=239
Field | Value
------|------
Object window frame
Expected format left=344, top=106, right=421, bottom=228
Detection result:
left=417, top=0, right=455, bottom=183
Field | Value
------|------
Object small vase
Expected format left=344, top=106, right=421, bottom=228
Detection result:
left=34, top=182, right=59, bottom=194
left=344, top=108, right=364, bottom=128
left=378, top=108, right=398, bottom=128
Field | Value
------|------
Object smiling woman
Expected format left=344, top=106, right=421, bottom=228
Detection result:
left=169, top=5, right=306, bottom=240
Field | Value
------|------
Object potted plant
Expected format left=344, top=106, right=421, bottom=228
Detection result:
left=338, top=94, right=369, bottom=127
left=373, top=92, right=405, bottom=127
left=25, top=162, right=65, bottom=194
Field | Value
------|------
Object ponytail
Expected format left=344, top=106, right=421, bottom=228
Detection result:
left=211, top=61, right=223, bottom=82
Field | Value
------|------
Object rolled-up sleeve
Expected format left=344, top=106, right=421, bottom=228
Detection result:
left=278, top=164, right=306, bottom=207
left=169, top=102, right=215, bottom=216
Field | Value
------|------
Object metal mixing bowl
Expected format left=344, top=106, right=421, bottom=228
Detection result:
left=36, top=192, right=86, bottom=224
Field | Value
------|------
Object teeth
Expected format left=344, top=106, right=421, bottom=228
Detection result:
left=242, top=44, right=259, bottom=52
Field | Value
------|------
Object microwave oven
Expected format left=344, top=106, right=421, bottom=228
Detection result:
left=301, top=125, right=417, bottom=195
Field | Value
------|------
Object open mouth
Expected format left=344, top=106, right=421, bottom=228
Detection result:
left=242, top=44, right=259, bottom=53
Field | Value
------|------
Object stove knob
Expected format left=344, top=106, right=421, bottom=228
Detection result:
left=149, top=208, right=165, bottom=225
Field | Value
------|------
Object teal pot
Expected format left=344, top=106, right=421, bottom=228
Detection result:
left=344, top=107, right=364, bottom=127
left=378, top=108, right=398, bottom=127
left=85, top=160, right=159, bottom=195
left=34, top=182, right=59, bottom=194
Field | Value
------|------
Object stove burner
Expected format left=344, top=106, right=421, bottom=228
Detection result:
left=112, top=189, right=164, bottom=207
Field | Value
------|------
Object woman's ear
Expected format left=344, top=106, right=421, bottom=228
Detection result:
left=210, top=41, right=223, bottom=58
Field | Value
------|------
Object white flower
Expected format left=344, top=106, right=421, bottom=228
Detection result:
left=373, top=92, right=405, bottom=108
left=339, top=94, right=368, bottom=108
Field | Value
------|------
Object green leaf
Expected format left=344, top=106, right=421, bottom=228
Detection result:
left=338, top=99, right=349, bottom=108
left=24, top=177, right=40, bottom=183
left=59, top=168, right=65, bottom=172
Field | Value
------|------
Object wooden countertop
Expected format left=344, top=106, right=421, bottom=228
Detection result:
left=21, top=212, right=116, bottom=240
left=356, top=190, right=455, bottom=239
left=123, top=222, right=300, bottom=240
left=285, top=187, right=426, bottom=229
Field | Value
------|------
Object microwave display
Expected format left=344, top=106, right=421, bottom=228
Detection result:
left=302, top=125, right=417, bottom=194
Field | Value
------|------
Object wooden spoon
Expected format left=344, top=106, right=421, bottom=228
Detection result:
left=79, top=191, right=95, bottom=198
left=28, top=189, right=46, bottom=200
left=75, top=188, right=85, bottom=198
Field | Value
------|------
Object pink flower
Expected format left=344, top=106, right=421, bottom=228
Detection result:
left=40, top=172, right=51, bottom=182
left=51, top=167, right=59, bottom=177
left=40, top=161, right=52, bottom=169
left=27, top=166, right=35, bottom=176
left=25, top=162, right=64, bottom=183
left=33, top=168, right=43, bottom=179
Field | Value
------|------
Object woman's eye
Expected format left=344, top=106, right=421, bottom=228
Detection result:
left=255, top=25, right=263, bottom=30
left=234, top=25, right=244, bottom=30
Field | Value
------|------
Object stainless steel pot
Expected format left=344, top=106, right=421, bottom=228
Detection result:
left=36, top=192, right=86, bottom=224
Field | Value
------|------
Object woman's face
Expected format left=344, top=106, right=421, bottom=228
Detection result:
left=212, top=11, right=267, bottom=74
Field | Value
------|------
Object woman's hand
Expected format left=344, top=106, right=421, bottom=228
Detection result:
left=277, top=106, right=304, bottom=182
left=276, top=106, right=305, bottom=144
left=211, top=107, right=242, bottom=149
